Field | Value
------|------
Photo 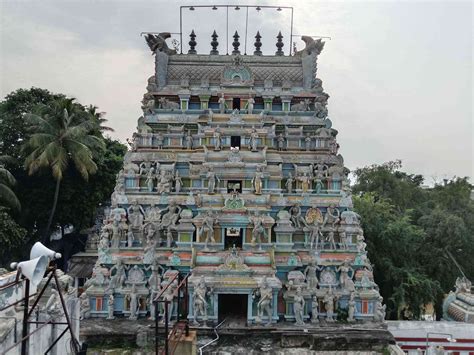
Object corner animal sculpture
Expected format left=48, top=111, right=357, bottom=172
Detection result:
left=145, top=32, right=177, bottom=55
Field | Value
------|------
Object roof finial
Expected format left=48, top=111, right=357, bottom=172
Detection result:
left=210, top=30, right=219, bottom=55
left=188, top=30, right=197, bottom=54
left=232, top=31, right=241, bottom=55
left=254, top=31, right=262, bottom=56
left=275, top=31, right=284, bottom=56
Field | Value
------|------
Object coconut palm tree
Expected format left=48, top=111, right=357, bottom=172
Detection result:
left=23, top=98, right=105, bottom=239
left=0, top=155, right=20, bottom=211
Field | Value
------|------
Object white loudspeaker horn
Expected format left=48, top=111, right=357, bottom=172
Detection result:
left=10, top=256, right=49, bottom=287
left=30, top=242, right=62, bottom=261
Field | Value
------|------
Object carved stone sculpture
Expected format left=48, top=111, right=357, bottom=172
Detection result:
left=323, top=287, right=336, bottom=322
left=323, top=204, right=340, bottom=229
left=107, top=258, right=127, bottom=292
left=192, top=276, right=211, bottom=325
left=298, top=172, right=312, bottom=193
left=199, top=211, right=216, bottom=249
left=185, top=130, right=193, bottom=150
left=206, top=167, right=220, bottom=194
left=127, top=284, right=140, bottom=320
left=79, top=292, right=91, bottom=320
left=276, top=133, right=286, bottom=151
left=304, top=259, right=320, bottom=290
left=218, top=93, right=226, bottom=113
left=290, top=204, right=306, bottom=229
left=250, top=212, right=267, bottom=250
left=293, top=287, right=305, bottom=326
left=255, top=277, right=273, bottom=325
left=374, top=296, right=386, bottom=322
left=173, top=171, right=182, bottom=193
left=128, top=201, right=145, bottom=229
left=158, top=97, right=179, bottom=110
left=107, top=294, right=115, bottom=320
left=285, top=173, right=294, bottom=193
left=348, top=292, right=356, bottom=322
left=252, top=166, right=264, bottom=195
left=307, top=221, right=322, bottom=250
left=44, top=287, right=62, bottom=318
left=311, top=295, right=319, bottom=323
left=249, top=127, right=259, bottom=151
left=213, top=127, right=223, bottom=151
left=336, top=259, right=354, bottom=290
left=247, top=97, right=255, bottom=114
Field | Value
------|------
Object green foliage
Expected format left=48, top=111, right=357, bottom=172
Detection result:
left=0, top=156, right=20, bottom=211
left=353, top=161, right=474, bottom=320
left=0, top=207, right=27, bottom=267
left=0, top=88, right=126, bottom=254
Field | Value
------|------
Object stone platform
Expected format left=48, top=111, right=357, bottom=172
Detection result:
left=80, top=318, right=395, bottom=353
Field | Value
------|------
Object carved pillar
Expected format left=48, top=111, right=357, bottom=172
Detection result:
left=179, top=94, right=190, bottom=111
left=262, top=96, right=274, bottom=112
left=199, top=95, right=210, bottom=110
left=281, top=95, right=293, bottom=112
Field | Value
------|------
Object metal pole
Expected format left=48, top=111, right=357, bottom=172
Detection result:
left=155, top=301, right=159, bottom=355
left=244, top=6, right=249, bottom=55
left=177, top=274, right=181, bottom=322
left=21, top=278, right=29, bottom=355
left=226, top=7, right=229, bottom=55
left=165, top=301, right=169, bottom=355
left=180, top=7, right=183, bottom=54
left=53, top=270, right=79, bottom=354
left=289, top=8, right=294, bottom=55
left=185, top=276, right=189, bottom=336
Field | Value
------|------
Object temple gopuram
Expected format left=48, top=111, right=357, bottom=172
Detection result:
left=72, top=16, right=392, bottom=350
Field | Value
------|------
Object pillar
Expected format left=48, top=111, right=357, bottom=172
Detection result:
left=179, top=94, right=190, bottom=111
left=199, top=95, right=210, bottom=110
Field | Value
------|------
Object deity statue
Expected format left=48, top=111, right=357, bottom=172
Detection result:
left=304, top=133, right=312, bottom=151
left=255, top=277, right=273, bottom=325
left=250, top=212, right=267, bottom=250
left=298, top=172, right=312, bottom=193
left=161, top=279, right=177, bottom=323
left=314, top=178, right=324, bottom=194
left=146, top=203, right=162, bottom=224
left=206, top=166, right=220, bottom=194
left=307, top=221, right=323, bottom=250
left=98, top=228, right=112, bottom=263
left=311, top=295, right=319, bottom=323
left=336, top=259, right=354, bottom=290
left=79, top=292, right=90, bottom=320
left=304, top=259, right=321, bottom=291
left=199, top=211, right=216, bottom=249
left=356, top=232, right=367, bottom=253
left=323, top=287, right=336, bottom=322
left=248, top=127, right=259, bottom=152
left=156, top=132, right=164, bottom=149
left=109, top=203, right=126, bottom=242
left=323, top=204, right=341, bottom=230
left=107, top=294, right=115, bottom=320
left=347, top=292, right=356, bottom=322
left=127, top=229, right=135, bottom=247
left=128, top=201, right=145, bottom=229
left=213, top=127, right=223, bottom=151
left=285, top=173, right=294, bottom=193
left=246, top=97, right=255, bottom=114
left=166, top=228, right=174, bottom=248
left=192, top=276, right=211, bottom=325
left=143, top=231, right=158, bottom=264
left=360, top=266, right=376, bottom=290
left=325, top=231, right=337, bottom=250
left=276, top=133, right=286, bottom=151
left=107, top=258, right=127, bottom=292
left=293, top=287, right=305, bottom=326
left=156, top=170, right=172, bottom=194
left=173, top=171, right=182, bottom=193
left=145, top=167, right=156, bottom=192
left=252, top=166, right=264, bottom=195
left=290, top=204, right=306, bottom=229
left=160, top=200, right=181, bottom=232
left=127, top=284, right=140, bottom=320
left=44, top=287, right=61, bottom=317
left=339, top=231, right=348, bottom=250
left=374, top=296, right=386, bottom=322
left=185, top=130, right=193, bottom=150
left=218, top=93, right=226, bottom=113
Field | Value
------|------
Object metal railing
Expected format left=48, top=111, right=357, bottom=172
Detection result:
left=198, top=318, right=226, bottom=355
left=153, top=272, right=191, bottom=355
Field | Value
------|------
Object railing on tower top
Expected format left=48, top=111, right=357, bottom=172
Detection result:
left=153, top=272, right=191, bottom=355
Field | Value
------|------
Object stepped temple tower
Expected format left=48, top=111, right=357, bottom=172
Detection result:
left=73, top=24, right=386, bottom=330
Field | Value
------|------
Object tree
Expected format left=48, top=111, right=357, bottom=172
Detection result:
left=0, top=156, right=20, bottom=211
left=0, top=207, right=27, bottom=267
left=22, top=98, right=105, bottom=239
left=353, top=161, right=474, bottom=320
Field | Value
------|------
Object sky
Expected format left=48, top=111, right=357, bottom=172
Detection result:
left=0, top=0, right=472, bottom=182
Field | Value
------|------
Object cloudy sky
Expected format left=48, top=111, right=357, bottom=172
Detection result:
left=1, top=0, right=472, bottom=182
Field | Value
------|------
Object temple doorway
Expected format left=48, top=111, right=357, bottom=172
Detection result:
left=232, top=98, right=241, bottom=110
left=225, top=227, right=242, bottom=249
left=231, top=136, right=241, bottom=148
left=218, top=294, right=247, bottom=323
left=227, top=180, right=242, bottom=193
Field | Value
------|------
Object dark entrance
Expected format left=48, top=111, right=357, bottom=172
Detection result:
left=218, top=294, right=247, bottom=322
left=232, top=98, right=241, bottom=110
left=231, top=136, right=241, bottom=148
left=225, top=227, right=242, bottom=249
left=227, top=180, right=242, bottom=193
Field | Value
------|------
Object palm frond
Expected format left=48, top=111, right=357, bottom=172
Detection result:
left=0, top=184, right=21, bottom=211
